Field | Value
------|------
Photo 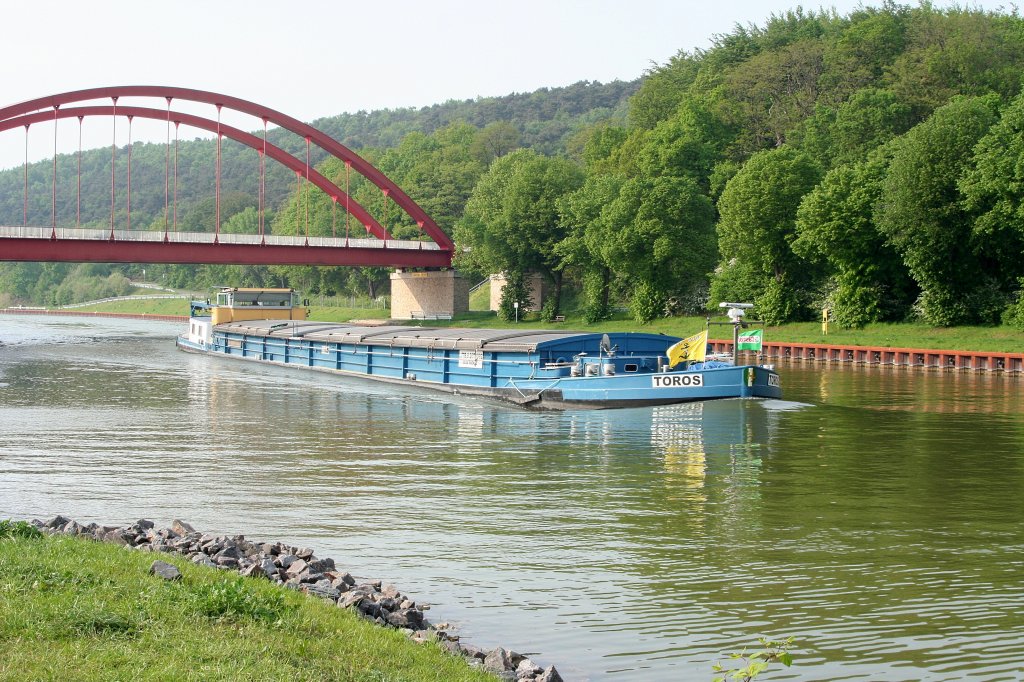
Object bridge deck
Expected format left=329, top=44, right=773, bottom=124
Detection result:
left=0, top=226, right=451, bottom=268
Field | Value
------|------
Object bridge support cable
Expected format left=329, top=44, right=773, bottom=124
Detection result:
left=382, top=189, right=390, bottom=246
left=345, top=161, right=351, bottom=245
left=51, top=105, right=58, bottom=238
left=293, top=170, right=301, bottom=238
left=77, top=116, right=83, bottom=228
left=127, top=115, right=133, bottom=233
left=173, top=121, right=180, bottom=234
left=164, top=97, right=171, bottom=241
left=23, top=124, right=28, bottom=227
left=305, top=136, right=311, bottom=246
left=215, top=104, right=222, bottom=244
left=110, top=97, right=117, bottom=239
left=260, top=117, right=268, bottom=244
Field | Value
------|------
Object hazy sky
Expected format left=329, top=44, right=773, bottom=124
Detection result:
left=0, top=0, right=1013, bottom=171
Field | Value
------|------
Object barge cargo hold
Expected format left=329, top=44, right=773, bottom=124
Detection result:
left=176, top=306, right=781, bottom=411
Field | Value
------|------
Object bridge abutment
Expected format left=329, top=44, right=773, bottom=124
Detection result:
left=390, top=270, right=468, bottom=320
left=488, top=272, right=547, bottom=312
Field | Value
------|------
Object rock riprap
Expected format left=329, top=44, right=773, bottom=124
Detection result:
left=32, top=515, right=562, bottom=682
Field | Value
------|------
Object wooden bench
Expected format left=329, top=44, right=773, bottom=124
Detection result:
left=553, top=315, right=566, bottom=323
left=410, top=311, right=452, bottom=321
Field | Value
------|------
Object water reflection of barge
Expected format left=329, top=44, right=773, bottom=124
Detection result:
left=176, top=289, right=781, bottom=410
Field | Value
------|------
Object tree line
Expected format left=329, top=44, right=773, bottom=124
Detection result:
left=458, top=3, right=1024, bottom=327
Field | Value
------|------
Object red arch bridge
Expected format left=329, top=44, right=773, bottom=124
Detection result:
left=0, top=86, right=454, bottom=268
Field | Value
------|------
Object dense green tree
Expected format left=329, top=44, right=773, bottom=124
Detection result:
left=885, top=7, right=1024, bottom=116
left=567, top=124, right=628, bottom=173
left=818, top=5, right=909, bottom=102
left=180, top=192, right=257, bottom=234
left=598, top=176, right=716, bottom=321
left=796, top=88, right=914, bottom=168
left=555, top=174, right=625, bottom=321
left=724, top=37, right=828, bottom=151
left=470, top=121, right=521, bottom=164
left=714, top=147, right=821, bottom=323
left=635, top=99, right=732, bottom=189
left=959, top=91, right=1024, bottom=291
left=455, top=149, right=585, bottom=310
left=876, top=95, right=1001, bottom=325
left=497, top=271, right=532, bottom=322
left=629, top=52, right=702, bottom=130
left=793, top=150, right=914, bottom=326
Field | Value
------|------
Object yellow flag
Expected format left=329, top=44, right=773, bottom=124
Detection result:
left=667, top=329, right=708, bottom=368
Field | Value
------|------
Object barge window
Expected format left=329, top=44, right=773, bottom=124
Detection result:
left=624, top=363, right=638, bottom=373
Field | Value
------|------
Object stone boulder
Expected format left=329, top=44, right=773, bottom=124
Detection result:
left=149, top=560, right=182, bottom=581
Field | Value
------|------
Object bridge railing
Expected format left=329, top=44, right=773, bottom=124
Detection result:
left=0, top=226, right=441, bottom=251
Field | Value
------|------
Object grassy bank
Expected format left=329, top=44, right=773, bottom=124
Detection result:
left=377, top=311, right=1022, bottom=353
left=59, top=297, right=191, bottom=317
left=25, top=297, right=1023, bottom=353
left=0, top=531, right=494, bottom=681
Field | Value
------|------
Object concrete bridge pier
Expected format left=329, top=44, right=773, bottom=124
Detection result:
left=390, top=270, right=468, bottom=320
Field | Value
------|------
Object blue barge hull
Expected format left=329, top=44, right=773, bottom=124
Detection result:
left=177, top=319, right=782, bottom=410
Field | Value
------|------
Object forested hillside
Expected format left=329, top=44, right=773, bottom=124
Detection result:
left=5, top=3, right=1024, bottom=331
left=456, top=3, right=1024, bottom=326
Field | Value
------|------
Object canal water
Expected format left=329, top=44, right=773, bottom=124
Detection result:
left=1, top=315, right=1022, bottom=681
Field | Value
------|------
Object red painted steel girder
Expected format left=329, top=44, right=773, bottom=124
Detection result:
left=0, top=238, right=451, bottom=268
left=0, top=86, right=455, bottom=252
left=0, top=106, right=392, bottom=241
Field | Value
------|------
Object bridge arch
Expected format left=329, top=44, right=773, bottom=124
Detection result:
left=0, top=86, right=455, bottom=253
left=0, top=105, right=390, bottom=240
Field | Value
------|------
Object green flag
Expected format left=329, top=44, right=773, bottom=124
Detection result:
left=737, top=329, right=763, bottom=351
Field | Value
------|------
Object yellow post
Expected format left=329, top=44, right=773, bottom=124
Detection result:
left=821, top=307, right=829, bottom=335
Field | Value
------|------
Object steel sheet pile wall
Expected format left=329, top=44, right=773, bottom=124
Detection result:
left=709, top=340, right=1024, bottom=373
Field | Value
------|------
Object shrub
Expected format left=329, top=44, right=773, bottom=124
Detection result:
left=191, top=577, right=291, bottom=624
left=0, top=520, right=43, bottom=540
left=629, top=280, right=663, bottom=323
left=497, top=271, right=532, bottom=322
left=539, top=296, right=559, bottom=323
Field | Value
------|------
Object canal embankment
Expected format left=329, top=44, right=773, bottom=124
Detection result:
left=5, top=306, right=1019, bottom=375
left=5, top=516, right=562, bottom=682
left=1, top=307, right=186, bottom=322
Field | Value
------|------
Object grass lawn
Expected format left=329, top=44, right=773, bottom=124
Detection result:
left=394, top=311, right=1023, bottom=353
left=0, top=531, right=495, bottom=682
left=68, top=298, right=191, bottom=317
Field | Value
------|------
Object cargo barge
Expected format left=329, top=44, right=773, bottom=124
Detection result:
left=175, top=289, right=782, bottom=410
